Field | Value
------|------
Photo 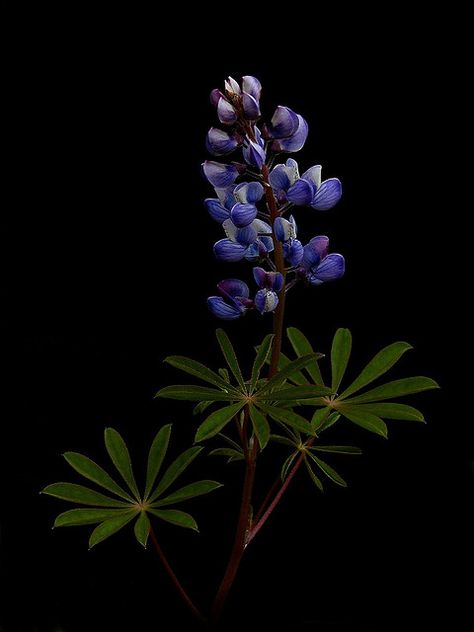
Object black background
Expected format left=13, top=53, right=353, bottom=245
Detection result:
left=2, top=8, right=471, bottom=632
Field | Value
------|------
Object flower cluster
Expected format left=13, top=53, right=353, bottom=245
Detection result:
left=203, top=75, right=345, bottom=320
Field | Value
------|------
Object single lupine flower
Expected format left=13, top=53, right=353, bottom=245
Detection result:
left=270, top=159, right=342, bottom=210
left=253, top=267, right=284, bottom=314
left=299, top=236, right=345, bottom=286
left=202, top=161, right=242, bottom=188
left=242, top=127, right=266, bottom=169
left=210, top=75, right=262, bottom=125
left=207, top=279, right=253, bottom=320
left=273, top=215, right=304, bottom=266
left=206, top=127, right=239, bottom=156
left=214, top=219, right=274, bottom=262
left=263, top=106, right=308, bottom=153
left=205, top=182, right=264, bottom=225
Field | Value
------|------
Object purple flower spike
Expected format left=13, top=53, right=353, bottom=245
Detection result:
left=254, top=289, right=279, bottom=314
left=231, top=203, right=258, bottom=228
left=206, top=127, right=239, bottom=156
left=253, top=267, right=284, bottom=292
left=208, top=278, right=251, bottom=320
left=202, top=161, right=239, bottom=188
left=217, top=98, right=238, bottom=125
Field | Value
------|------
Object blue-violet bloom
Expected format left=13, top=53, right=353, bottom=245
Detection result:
left=253, top=267, right=284, bottom=314
left=270, top=159, right=342, bottom=210
left=214, top=219, right=273, bottom=262
left=207, top=279, right=252, bottom=320
left=263, top=106, right=308, bottom=153
left=273, top=215, right=304, bottom=266
left=205, top=182, right=264, bottom=225
left=299, top=236, right=345, bottom=285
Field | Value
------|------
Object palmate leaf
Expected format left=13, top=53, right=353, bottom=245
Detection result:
left=216, top=328, right=245, bottom=390
left=44, top=425, right=222, bottom=548
left=287, top=327, right=325, bottom=385
left=104, top=428, right=140, bottom=501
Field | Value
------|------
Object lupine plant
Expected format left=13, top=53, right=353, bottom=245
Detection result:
left=43, top=75, right=438, bottom=626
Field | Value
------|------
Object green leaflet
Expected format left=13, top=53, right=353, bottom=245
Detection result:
left=104, top=428, right=140, bottom=501
left=249, top=404, right=270, bottom=449
left=155, top=385, right=237, bottom=401
left=63, top=452, right=134, bottom=502
left=281, top=451, right=298, bottom=481
left=209, top=448, right=244, bottom=461
left=287, top=327, right=324, bottom=385
left=151, top=480, right=223, bottom=507
left=149, top=509, right=198, bottom=531
left=194, top=401, right=245, bottom=443
left=216, top=329, right=245, bottom=390
left=344, top=377, right=439, bottom=403
left=339, top=342, right=413, bottom=399
left=304, top=458, right=324, bottom=491
left=164, top=355, right=236, bottom=392
left=270, top=434, right=295, bottom=447
left=42, top=483, right=129, bottom=508
left=257, top=403, right=314, bottom=436
left=311, top=407, right=331, bottom=431
left=259, top=354, right=325, bottom=393
left=331, top=328, right=352, bottom=392
left=306, top=452, right=347, bottom=487
left=339, top=406, right=388, bottom=438
left=134, top=511, right=151, bottom=548
left=347, top=402, right=425, bottom=422
left=149, top=446, right=203, bottom=502
left=144, top=424, right=172, bottom=500
left=250, top=334, right=274, bottom=393
left=88, top=511, right=136, bottom=549
left=261, top=385, right=332, bottom=401
left=311, top=445, right=362, bottom=455
left=54, top=508, right=129, bottom=528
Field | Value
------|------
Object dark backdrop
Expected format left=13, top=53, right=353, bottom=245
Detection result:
left=2, top=9, right=471, bottom=632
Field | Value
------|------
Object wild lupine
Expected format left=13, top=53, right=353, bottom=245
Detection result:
left=203, top=74, right=346, bottom=320
left=299, top=236, right=345, bottom=286
left=207, top=279, right=253, bottom=320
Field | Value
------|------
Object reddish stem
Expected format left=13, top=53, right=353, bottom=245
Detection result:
left=252, top=475, right=280, bottom=525
left=149, top=527, right=206, bottom=624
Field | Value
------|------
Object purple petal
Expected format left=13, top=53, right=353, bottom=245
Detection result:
left=257, top=236, right=274, bottom=254
left=253, top=267, right=267, bottom=288
left=269, top=164, right=291, bottom=193
left=254, top=289, right=279, bottom=314
left=271, top=272, right=284, bottom=292
left=273, top=115, right=308, bottom=152
left=311, top=254, right=345, bottom=284
left=217, top=98, right=238, bottom=125
left=242, top=76, right=262, bottom=101
left=217, top=279, right=250, bottom=299
left=214, top=239, right=247, bottom=262
left=202, top=161, right=239, bottom=188
left=207, top=296, right=243, bottom=320
left=210, top=89, right=224, bottom=106
left=266, top=106, right=299, bottom=138
left=206, top=127, right=238, bottom=156
left=234, top=181, right=264, bottom=204
left=274, top=216, right=297, bottom=242
left=231, top=203, right=258, bottom=228
left=301, top=165, right=322, bottom=188
left=287, top=178, right=315, bottom=205
left=235, top=224, right=258, bottom=246
left=205, top=198, right=230, bottom=223
left=284, top=239, right=304, bottom=266
left=225, top=76, right=241, bottom=95
left=243, top=92, right=261, bottom=119
left=311, top=178, right=342, bottom=211
left=243, top=140, right=266, bottom=169
left=303, top=236, right=330, bottom=268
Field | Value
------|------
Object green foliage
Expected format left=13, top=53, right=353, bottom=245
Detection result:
left=42, top=426, right=222, bottom=548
